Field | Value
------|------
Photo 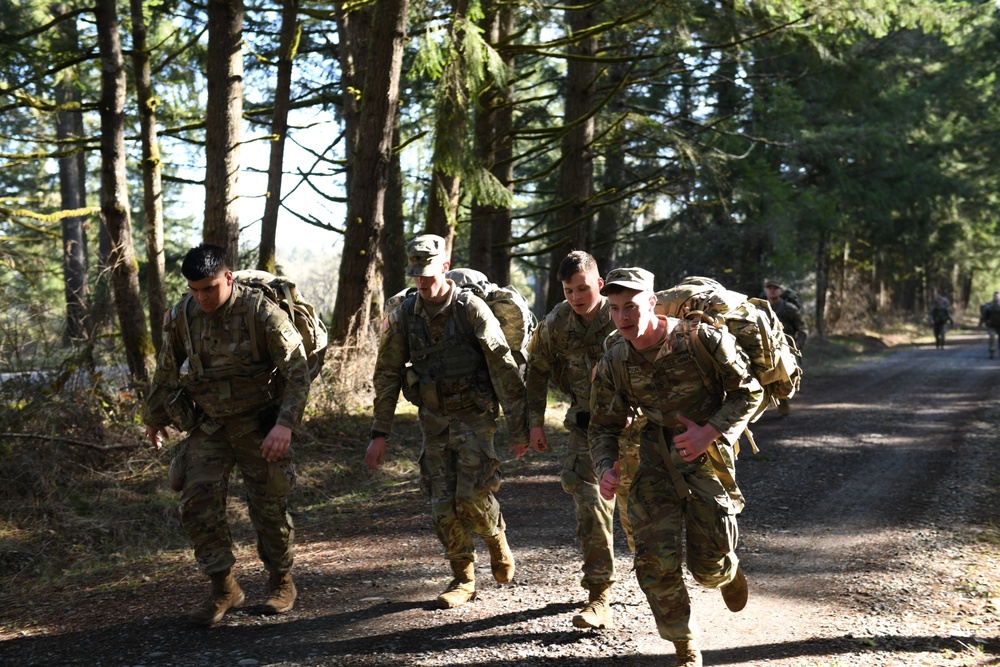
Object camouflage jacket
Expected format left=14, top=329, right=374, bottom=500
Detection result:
left=589, top=316, right=763, bottom=477
left=371, top=281, right=528, bottom=442
left=526, top=299, right=615, bottom=433
left=980, top=301, right=1000, bottom=329
left=772, top=298, right=808, bottom=346
left=144, top=282, right=311, bottom=432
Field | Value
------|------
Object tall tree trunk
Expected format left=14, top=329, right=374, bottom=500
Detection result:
left=129, top=0, right=167, bottom=353
left=815, top=227, right=828, bottom=339
left=335, top=0, right=372, bottom=201
left=424, top=0, right=469, bottom=254
left=381, top=120, right=406, bottom=302
left=470, top=0, right=514, bottom=286
left=95, top=0, right=153, bottom=382
left=53, top=3, right=88, bottom=344
left=547, top=1, right=596, bottom=310
left=330, top=0, right=408, bottom=341
left=204, top=0, right=244, bottom=265
left=593, top=56, right=629, bottom=276
left=258, top=0, right=300, bottom=273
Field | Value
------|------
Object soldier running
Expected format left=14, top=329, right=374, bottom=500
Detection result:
left=589, top=267, right=763, bottom=667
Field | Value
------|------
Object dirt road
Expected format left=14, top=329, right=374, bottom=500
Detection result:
left=2, top=333, right=998, bottom=666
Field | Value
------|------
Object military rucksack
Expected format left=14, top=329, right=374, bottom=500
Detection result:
left=445, top=268, right=536, bottom=370
left=230, top=270, right=328, bottom=380
left=655, top=276, right=802, bottom=424
left=781, top=287, right=804, bottom=311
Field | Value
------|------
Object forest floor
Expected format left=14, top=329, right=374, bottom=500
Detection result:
left=0, top=330, right=999, bottom=666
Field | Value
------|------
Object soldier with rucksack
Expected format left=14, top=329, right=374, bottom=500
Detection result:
left=978, top=291, right=1000, bottom=358
left=143, top=244, right=312, bottom=626
left=366, top=234, right=528, bottom=609
left=764, top=280, right=807, bottom=416
left=590, top=267, right=764, bottom=667
left=929, top=296, right=954, bottom=350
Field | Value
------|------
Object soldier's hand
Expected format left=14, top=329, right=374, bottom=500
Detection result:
left=674, top=415, right=722, bottom=462
left=145, top=425, right=168, bottom=450
left=529, top=426, right=548, bottom=454
left=366, top=437, right=387, bottom=470
left=261, top=423, right=292, bottom=462
left=509, top=441, right=530, bottom=460
left=599, top=461, right=621, bottom=500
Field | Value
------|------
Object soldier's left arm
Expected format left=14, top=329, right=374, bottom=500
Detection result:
left=700, top=326, right=764, bottom=446
left=261, top=303, right=311, bottom=430
left=468, top=298, right=529, bottom=444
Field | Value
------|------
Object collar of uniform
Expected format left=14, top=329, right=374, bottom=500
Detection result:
left=414, top=278, right=456, bottom=320
left=214, top=280, right=242, bottom=319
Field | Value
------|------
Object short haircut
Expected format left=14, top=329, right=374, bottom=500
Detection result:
left=181, top=244, right=229, bottom=281
left=556, top=250, right=599, bottom=283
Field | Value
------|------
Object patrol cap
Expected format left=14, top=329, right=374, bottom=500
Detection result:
left=764, top=278, right=783, bottom=289
left=600, top=267, right=654, bottom=295
left=405, top=234, right=448, bottom=277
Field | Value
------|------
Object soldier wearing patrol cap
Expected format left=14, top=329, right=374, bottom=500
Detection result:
left=366, top=234, right=529, bottom=609
left=589, top=267, right=764, bottom=667
left=763, top=279, right=807, bottom=416
left=144, top=243, right=311, bottom=627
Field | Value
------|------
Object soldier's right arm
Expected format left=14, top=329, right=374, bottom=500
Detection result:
left=588, top=353, right=631, bottom=480
left=370, top=307, right=409, bottom=436
left=142, top=310, right=186, bottom=430
left=524, top=317, right=555, bottom=429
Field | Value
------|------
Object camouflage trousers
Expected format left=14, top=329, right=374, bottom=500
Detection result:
left=177, top=419, right=295, bottom=577
left=562, top=429, right=616, bottom=587
left=988, top=327, right=999, bottom=356
left=629, top=433, right=741, bottom=642
left=419, top=407, right=504, bottom=564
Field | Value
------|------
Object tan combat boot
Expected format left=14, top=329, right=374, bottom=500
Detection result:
left=263, top=571, right=297, bottom=614
left=190, top=568, right=245, bottom=626
left=572, top=582, right=613, bottom=629
left=483, top=530, right=515, bottom=583
left=720, top=564, right=748, bottom=612
left=436, top=560, right=476, bottom=609
left=674, top=640, right=703, bottom=667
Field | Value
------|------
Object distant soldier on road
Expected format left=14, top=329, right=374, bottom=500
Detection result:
left=366, top=234, right=528, bottom=609
left=929, top=296, right=954, bottom=350
left=764, top=280, right=807, bottom=417
left=590, top=267, right=764, bottom=667
left=144, top=244, right=310, bottom=626
left=979, top=292, right=1000, bottom=359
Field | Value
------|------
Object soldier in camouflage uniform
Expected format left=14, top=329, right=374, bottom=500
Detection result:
left=929, top=296, right=954, bottom=350
left=764, top=280, right=807, bottom=417
left=590, top=268, right=764, bottom=667
left=366, top=234, right=529, bottom=609
left=524, top=250, right=640, bottom=629
left=144, top=244, right=311, bottom=627
left=979, top=291, right=1000, bottom=359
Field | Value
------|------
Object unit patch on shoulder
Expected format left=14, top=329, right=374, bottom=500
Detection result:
left=162, top=307, right=173, bottom=330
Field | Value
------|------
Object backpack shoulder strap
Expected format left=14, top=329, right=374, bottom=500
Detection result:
left=175, top=294, right=204, bottom=376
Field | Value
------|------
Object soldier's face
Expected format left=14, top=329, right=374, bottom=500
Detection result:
left=608, top=289, right=657, bottom=342
left=188, top=269, right=233, bottom=314
left=562, top=270, right=604, bottom=318
left=412, top=261, right=451, bottom=303
left=765, top=285, right=783, bottom=302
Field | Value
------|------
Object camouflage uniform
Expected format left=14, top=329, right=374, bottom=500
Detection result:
left=372, top=281, right=528, bottom=565
left=144, top=282, right=310, bottom=576
left=980, top=298, right=1000, bottom=358
left=527, top=299, right=640, bottom=589
left=589, top=316, right=763, bottom=642
left=771, top=298, right=808, bottom=349
left=929, top=301, right=953, bottom=350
